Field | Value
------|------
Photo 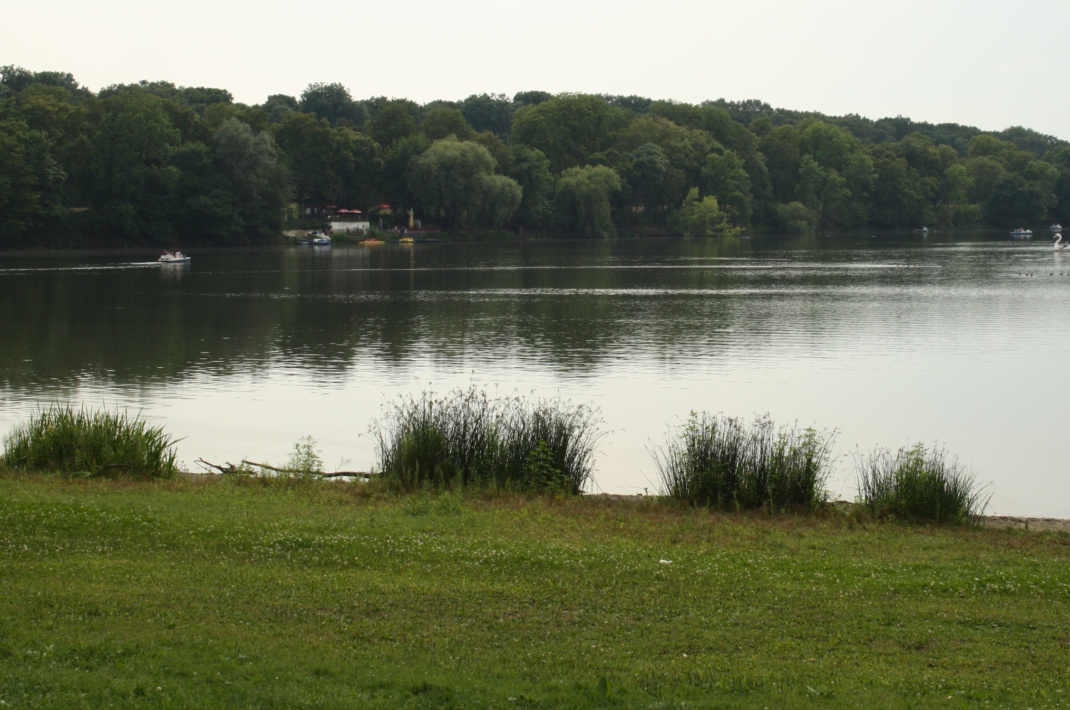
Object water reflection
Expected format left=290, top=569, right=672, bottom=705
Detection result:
left=1, top=234, right=1068, bottom=516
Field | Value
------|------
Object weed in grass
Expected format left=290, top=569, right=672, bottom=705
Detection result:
left=372, top=387, right=604, bottom=494
left=0, top=404, right=179, bottom=479
left=651, top=412, right=835, bottom=511
left=855, top=443, right=991, bottom=524
left=285, top=435, right=324, bottom=477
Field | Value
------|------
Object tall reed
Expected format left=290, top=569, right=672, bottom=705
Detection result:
left=855, top=443, right=990, bottom=524
left=1, top=404, right=179, bottom=479
left=651, top=412, right=835, bottom=510
left=372, top=387, right=603, bottom=493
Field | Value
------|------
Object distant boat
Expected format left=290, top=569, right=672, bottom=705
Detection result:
left=301, top=230, right=330, bottom=246
left=399, top=236, right=414, bottom=244
left=1010, top=228, right=1034, bottom=238
left=1051, top=223, right=1064, bottom=232
left=158, top=251, right=190, bottom=264
left=360, top=237, right=383, bottom=245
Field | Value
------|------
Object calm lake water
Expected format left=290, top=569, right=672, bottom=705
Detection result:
left=2, top=233, right=1068, bottom=516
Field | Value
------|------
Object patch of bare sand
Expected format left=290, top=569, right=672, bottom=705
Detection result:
left=982, top=516, right=1070, bottom=532
left=587, top=495, right=1070, bottom=532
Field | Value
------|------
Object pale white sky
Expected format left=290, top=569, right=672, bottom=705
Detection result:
left=5, top=0, right=1069, bottom=140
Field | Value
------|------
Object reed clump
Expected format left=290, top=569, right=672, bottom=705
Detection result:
left=651, top=412, right=835, bottom=510
left=372, top=387, right=603, bottom=493
left=855, top=443, right=990, bottom=524
left=1, top=404, right=179, bottom=479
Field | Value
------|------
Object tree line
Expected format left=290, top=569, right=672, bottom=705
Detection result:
left=2, top=64, right=1069, bottom=247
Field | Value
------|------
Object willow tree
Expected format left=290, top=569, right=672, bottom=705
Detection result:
left=669, top=187, right=740, bottom=238
left=408, top=136, right=522, bottom=229
left=553, top=165, right=621, bottom=238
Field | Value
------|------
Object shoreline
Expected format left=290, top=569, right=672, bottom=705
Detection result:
left=592, top=493, right=1070, bottom=531
left=981, top=515, right=1070, bottom=531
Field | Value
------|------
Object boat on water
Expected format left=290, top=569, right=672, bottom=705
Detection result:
left=360, top=237, right=383, bottom=245
left=1051, top=223, right=1064, bottom=232
left=399, top=236, right=414, bottom=244
left=158, top=251, right=190, bottom=264
left=301, top=230, right=330, bottom=246
left=1010, top=228, right=1034, bottom=238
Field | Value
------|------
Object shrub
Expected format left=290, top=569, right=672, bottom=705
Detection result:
left=855, top=443, right=990, bottom=524
left=651, top=412, right=835, bottom=511
left=285, top=435, right=324, bottom=477
left=1, top=404, right=179, bottom=479
left=372, top=387, right=603, bottom=493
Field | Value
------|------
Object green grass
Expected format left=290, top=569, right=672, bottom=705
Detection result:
left=652, top=412, right=836, bottom=511
left=372, top=387, right=603, bottom=494
left=856, top=443, right=991, bottom=524
left=0, top=475, right=1067, bottom=707
left=0, top=405, right=179, bottom=479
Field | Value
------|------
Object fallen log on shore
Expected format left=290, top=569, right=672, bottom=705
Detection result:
left=193, top=458, right=376, bottom=479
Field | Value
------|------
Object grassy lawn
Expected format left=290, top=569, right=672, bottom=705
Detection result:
left=0, top=475, right=1067, bottom=708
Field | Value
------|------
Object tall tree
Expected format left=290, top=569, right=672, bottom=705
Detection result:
left=510, top=145, right=553, bottom=228
left=380, top=133, right=431, bottom=217
left=330, top=127, right=383, bottom=209
left=212, top=118, right=290, bottom=238
left=669, top=187, right=740, bottom=238
left=700, top=149, right=753, bottom=226
left=760, top=125, right=803, bottom=204
left=511, top=94, right=631, bottom=174
left=421, top=107, right=472, bottom=141
left=300, top=82, right=367, bottom=128
left=614, top=115, right=710, bottom=186
left=82, top=91, right=182, bottom=239
left=273, top=112, right=334, bottom=210
left=620, top=143, right=683, bottom=222
left=369, top=101, right=417, bottom=148
left=460, top=93, right=514, bottom=138
left=870, top=147, right=927, bottom=227
left=0, top=116, right=65, bottom=242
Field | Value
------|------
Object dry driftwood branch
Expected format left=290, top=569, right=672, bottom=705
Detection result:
left=320, top=471, right=378, bottom=479
left=194, top=458, right=237, bottom=474
left=240, top=460, right=377, bottom=478
left=193, top=458, right=375, bottom=478
left=240, top=459, right=288, bottom=473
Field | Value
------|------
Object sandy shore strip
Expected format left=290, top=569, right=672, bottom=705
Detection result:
left=982, top=516, right=1070, bottom=532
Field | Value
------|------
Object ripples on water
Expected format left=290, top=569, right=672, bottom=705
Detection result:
left=2, top=235, right=1069, bottom=516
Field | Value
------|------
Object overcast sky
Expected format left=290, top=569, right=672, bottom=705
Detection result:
left=5, top=0, right=1069, bottom=140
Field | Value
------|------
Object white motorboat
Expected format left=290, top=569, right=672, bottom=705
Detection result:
left=158, top=251, right=191, bottom=264
left=1010, top=228, right=1033, bottom=238
left=302, top=230, right=331, bottom=246
left=1051, top=223, right=1064, bottom=232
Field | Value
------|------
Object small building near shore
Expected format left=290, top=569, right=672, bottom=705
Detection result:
left=330, top=220, right=370, bottom=234
left=330, top=209, right=369, bottom=233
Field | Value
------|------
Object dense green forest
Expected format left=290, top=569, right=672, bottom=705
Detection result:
left=2, top=64, right=1069, bottom=247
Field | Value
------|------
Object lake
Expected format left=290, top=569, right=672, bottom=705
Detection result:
left=2, top=233, right=1068, bottom=516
